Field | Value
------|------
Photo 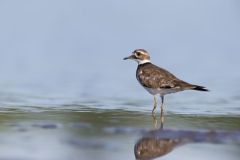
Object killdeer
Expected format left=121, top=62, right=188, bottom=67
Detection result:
left=123, top=49, right=208, bottom=114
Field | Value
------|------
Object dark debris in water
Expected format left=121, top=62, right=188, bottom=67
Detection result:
left=63, top=138, right=118, bottom=151
left=70, top=122, right=92, bottom=129
left=103, top=126, right=146, bottom=134
left=31, top=122, right=60, bottom=129
left=6, top=121, right=61, bottom=131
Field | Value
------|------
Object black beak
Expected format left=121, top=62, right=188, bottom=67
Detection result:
left=123, top=55, right=136, bottom=60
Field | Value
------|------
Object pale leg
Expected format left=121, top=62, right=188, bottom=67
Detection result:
left=152, top=95, right=157, bottom=114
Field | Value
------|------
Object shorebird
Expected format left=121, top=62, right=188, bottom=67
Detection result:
left=123, top=49, right=208, bottom=115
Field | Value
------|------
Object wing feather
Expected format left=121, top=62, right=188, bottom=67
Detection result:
left=137, top=64, right=190, bottom=89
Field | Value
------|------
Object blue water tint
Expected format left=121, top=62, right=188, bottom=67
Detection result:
left=0, top=0, right=239, bottom=115
left=0, top=1, right=239, bottom=160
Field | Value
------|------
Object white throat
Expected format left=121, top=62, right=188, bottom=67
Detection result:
left=137, top=59, right=151, bottom=65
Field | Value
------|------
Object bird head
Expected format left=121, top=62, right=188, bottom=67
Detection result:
left=123, top=49, right=151, bottom=64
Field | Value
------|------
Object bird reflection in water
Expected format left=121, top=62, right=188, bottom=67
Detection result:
left=134, top=135, right=182, bottom=160
left=134, top=120, right=240, bottom=160
left=134, top=122, right=185, bottom=160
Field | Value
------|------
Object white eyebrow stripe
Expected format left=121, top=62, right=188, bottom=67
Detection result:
left=141, top=52, right=148, bottom=56
left=137, top=51, right=148, bottom=56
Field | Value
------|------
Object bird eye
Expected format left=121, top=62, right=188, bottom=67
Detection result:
left=136, top=52, right=141, bottom=56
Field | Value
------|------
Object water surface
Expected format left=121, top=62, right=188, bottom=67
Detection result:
left=0, top=0, right=240, bottom=160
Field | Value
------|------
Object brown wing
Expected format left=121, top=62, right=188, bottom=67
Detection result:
left=137, top=64, right=191, bottom=89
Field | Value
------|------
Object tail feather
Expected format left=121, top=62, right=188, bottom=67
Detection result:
left=192, top=85, right=209, bottom=91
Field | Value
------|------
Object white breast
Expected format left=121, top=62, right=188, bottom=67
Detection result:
left=143, top=87, right=182, bottom=96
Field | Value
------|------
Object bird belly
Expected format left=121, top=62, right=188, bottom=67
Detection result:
left=143, top=87, right=181, bottom=96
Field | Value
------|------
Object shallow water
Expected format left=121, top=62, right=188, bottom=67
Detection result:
left=0, top=72, right=240, bottom=160
left=0, top=104, right=239, bottom=160
left=0, top=0, right=240, bottom=160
